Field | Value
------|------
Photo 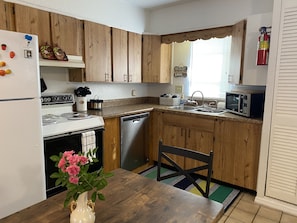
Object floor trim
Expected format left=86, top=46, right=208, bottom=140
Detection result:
left=255, top=196, right=297, bottom=216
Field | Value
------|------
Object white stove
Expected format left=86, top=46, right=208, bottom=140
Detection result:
left=41, top=93, right=104, bottom=138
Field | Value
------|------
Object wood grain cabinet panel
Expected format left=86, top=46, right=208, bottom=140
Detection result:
left=0, top=0, right=15, bottom=31
left=228, top=20, right=246, bottom=84
left=84, top=21, right=112, bottom=82
left=112, top=29, right=142, bottom=83
left=160, top=113, right=215, bottom=173
left=112, top=28, right=128, bottom=82
left=128, top=32, right=142, bottom=83
left=142, top=35, right=172, bottom=83
left=14, top=4, right=51, bottom=47
left=103, top=117, right=120, bottom=172
left=213, top=119, right=261, bottom=190
left=50, top=13, right=84, bottom=56
left=149, top=111, right=162, bottom=162
left=153, top=111, right=262, bottom=190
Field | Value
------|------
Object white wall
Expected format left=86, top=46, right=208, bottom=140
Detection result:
left=148, top=0, right=273, bottom=34
left=40, top=67, right=171, bottom=100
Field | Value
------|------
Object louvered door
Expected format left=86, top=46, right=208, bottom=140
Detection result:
left=266, top=0, right=297, bottom=204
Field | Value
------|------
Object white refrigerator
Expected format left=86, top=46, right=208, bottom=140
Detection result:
left=0, top=30, right=46, bottom=218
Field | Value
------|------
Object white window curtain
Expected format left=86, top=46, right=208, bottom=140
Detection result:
left=189, top=36, right=232, bottom=99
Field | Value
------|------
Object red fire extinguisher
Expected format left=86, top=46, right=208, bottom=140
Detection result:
left=257, top=26, right=271, bottom=65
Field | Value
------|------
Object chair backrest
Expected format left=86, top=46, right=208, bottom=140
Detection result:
left=157, top=141, right=213, bottom=198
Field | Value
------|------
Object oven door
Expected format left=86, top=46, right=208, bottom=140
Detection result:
left=44, top=127, right=104, bottom=197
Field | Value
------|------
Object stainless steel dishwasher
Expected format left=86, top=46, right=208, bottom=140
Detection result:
left=120, top=112, right=149, bottom=171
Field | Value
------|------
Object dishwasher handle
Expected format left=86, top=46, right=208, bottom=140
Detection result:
left=133, top=118, right=141, bottom=123
left=121, top=113, right=149, bottom=122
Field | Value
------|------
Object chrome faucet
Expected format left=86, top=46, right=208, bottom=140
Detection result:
left=190, top=90, right=204, bottom=106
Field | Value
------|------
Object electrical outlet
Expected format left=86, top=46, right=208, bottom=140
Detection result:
left=131, top=89, right=136, bottom=96
left=175, top=85, right=183, bottom=94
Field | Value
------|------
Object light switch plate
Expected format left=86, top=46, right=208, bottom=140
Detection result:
left=175, top=85, right=183, bottom=94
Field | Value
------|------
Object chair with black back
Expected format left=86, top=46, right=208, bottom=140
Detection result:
left=157, top=141, right=214, bottom=198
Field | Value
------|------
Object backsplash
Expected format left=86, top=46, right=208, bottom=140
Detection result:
left=40, top=67, right=172, bottom=100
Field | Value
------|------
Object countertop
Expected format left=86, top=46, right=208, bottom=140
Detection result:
left=88, top=103, right=263, bottom=124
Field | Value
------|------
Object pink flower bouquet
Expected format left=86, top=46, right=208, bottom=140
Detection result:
left=50, top=149, right=113, bottom=207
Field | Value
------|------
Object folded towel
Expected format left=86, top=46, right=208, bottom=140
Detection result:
left=81, top=131, right=96, bottom=161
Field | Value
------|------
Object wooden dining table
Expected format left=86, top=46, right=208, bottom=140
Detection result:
left=0, top=168, right=223, bottom=223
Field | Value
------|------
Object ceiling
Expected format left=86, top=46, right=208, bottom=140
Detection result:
left=124, top=0, right=195, bottom=10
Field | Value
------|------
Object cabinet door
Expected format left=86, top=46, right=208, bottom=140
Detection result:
left=150, top=111, right=162, bottom=162
left=0, top=0, right=15, bottom=31
left=185, top=127, right=214, bottom=176
left=142, top=35, right=161, bottom=83
left=103, top=118, right=120, bottom=172
left=162, top=124, right=186, bottom=168
left=14, top=4, right=51, bottom=47
left=228, top=20, right=246, bottom=84
left=214, top=119, right=261, bottom=190
left=84, top=21, right=112, bottom=82
left=128, top=32, right=142, bottom=83
left=50, top=13, right=84, bottom=56
left=142, top=35, right=171, bottom=83
left=112, top=28, right=128, bottom=82
left=160, top=43, right=172, bottom=83
left=161, top=113, right=215, bottom=169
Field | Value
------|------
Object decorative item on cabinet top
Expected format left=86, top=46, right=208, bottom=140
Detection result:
left=39, top=43, right=85, bottom=68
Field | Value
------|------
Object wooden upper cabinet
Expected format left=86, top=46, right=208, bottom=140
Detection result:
left=0, top=0, right=15, bottom=31
left=112, top=29, right=141, bottom=83
left=142, top=35, right=171, bottom=83
left=14, top=4, right=51, bottom=47
left=228, top=20, right=246, bottom=84
left=160, top=43, right=172, bottom=83
left=112, top=28, right=128, bottom=82
left=128, top=32, right=142, bottom=83
left=84, top=21, right=112, bottom=82
left=50, top=13, right=84, bottom=56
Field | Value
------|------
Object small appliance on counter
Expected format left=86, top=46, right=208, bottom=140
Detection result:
left=159, top=94, right=181, bottom=106
left=225, top=91, right=265, bottom=118
left=89, top=96, right=103, bottom=110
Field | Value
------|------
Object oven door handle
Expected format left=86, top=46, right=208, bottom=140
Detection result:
left=44, top=127, right=104, bottom=140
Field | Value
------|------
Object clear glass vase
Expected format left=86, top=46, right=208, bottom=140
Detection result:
left=70, top=192, right=95, bottom=223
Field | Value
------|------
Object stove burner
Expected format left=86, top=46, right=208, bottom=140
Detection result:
left=61, top=112, right=93, bottom=120
left=42, top=114, right=63, bottom=125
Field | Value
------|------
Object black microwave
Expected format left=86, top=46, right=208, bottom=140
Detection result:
left=225, top=91, right=265, bottom=118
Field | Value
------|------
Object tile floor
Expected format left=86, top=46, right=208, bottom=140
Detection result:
left=218, top=192, right=297, bottom=223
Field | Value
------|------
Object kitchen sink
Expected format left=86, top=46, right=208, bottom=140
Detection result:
left=169, top=105, right=225, bottom=114
left=169, top=105, right=197, bottom=110
left=195, top=107, right=225, bottom=113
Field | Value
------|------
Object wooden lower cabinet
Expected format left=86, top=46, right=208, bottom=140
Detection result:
left=159, top=112, right=215, bottom=175
left=149, top=111, right=162, bottom=163
left=213, top=119, right=262, bottom=190
left=103, top=117, right=120, bottom=172
left=152, top=111, right=262, bottom=191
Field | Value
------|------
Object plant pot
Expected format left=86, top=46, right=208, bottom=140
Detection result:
left=76, top=96, right=87, bottom=112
